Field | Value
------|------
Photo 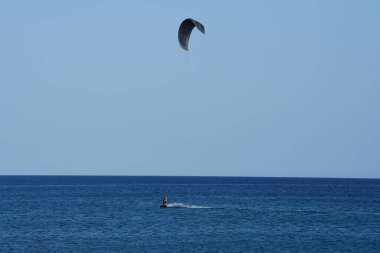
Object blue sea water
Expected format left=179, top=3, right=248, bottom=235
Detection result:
left=1, top=176, right=379, bottom=252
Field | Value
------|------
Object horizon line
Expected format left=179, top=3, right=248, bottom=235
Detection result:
left=0, top=175, right=379, bottom=180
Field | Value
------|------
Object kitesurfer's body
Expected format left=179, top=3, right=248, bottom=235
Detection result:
left=162, top=196, right=168, bottom=205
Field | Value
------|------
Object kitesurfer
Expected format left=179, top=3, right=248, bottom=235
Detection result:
left=162, top=195, right=168, bottom=205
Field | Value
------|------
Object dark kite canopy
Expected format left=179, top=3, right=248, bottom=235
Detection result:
left=178, top=18, right=205, bottom=51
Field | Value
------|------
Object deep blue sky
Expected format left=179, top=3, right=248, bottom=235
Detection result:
left=1, top=0, right=379, bottom=177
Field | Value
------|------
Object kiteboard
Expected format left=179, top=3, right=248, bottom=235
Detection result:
left=160, top=204, right=169, bottom=208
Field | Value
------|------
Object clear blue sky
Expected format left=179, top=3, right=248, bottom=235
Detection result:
left=1, top=0, right=379, bottom=177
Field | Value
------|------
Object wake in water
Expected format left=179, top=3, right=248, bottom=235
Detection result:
left=167, top=202, right=211, bottom=209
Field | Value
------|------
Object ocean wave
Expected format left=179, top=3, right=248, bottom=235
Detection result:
left=167, top=202, right=211, bottom=209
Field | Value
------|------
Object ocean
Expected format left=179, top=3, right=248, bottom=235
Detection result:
left=1, top=176, right=379, bottom=252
